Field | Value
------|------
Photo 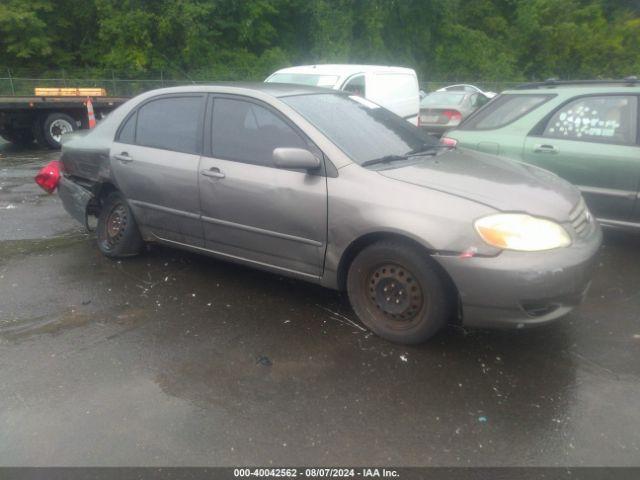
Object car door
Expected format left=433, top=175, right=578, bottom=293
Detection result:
left=110, top=94, right=206, bottom=246
left=523, top=94, right=640, bottom=223
left=197, top=95, right=327, bottom=278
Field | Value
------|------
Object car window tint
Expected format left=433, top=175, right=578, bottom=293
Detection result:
left=543, top=95, right=638, bottom=145
left=461, top=94, right=552, bottom=130
left=118, top=112, right=136, bottom=144
left=212, top=98, right=307, bottom=167
left=136, top=96, right=202, bottom=154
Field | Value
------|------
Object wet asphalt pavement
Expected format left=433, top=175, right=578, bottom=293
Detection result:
left=0, top=140, right=639, bottom=467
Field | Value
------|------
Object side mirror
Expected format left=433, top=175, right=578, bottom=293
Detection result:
left=273, top=148, right=320, bottom=171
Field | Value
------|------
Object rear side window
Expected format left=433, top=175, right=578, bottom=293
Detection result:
left=461, top=94, right=553, bottom=130
left=211, top=98, right=307, bottom=167
left=542, top=95, right=638, bottom=145
left=135, top=96, right=203, bottom=154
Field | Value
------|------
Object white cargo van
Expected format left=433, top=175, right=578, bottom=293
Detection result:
left=265, top=64, right=420, bottom=125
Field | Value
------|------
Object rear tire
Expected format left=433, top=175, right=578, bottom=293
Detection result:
left=347, top=240, right=451, bottom=344
left=97, top=191, right=143, bottom=258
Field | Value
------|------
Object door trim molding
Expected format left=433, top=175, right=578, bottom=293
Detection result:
left=201, top=214, right=324, bottom=247
left=129, top=199, right=200, bottom=219
left=579, top=185, right=637, bottom=200
left=151, top=233, right=321, bottom=280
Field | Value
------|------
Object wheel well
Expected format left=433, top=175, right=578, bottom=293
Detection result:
left=336, top=232, right=461, bottom=322
left=89, top=182, right=118, bottom=215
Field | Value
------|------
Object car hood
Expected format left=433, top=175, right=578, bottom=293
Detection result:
left=378, top=148, right=580, bottom=222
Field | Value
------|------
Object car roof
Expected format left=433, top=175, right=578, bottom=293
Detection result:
left=129, top=82, right=340, bottom=99
left=269, top=64, right=416, bottom=76
left=503, top=85, right=640, bottom=95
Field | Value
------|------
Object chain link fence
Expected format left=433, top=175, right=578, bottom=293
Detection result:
left=0, top=68, right=526, bottom=97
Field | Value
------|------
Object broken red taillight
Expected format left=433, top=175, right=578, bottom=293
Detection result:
left=35, top=160, right=62, bottom=193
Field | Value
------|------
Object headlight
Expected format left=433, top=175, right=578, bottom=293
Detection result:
left=474, top=214, right=571, bottom=251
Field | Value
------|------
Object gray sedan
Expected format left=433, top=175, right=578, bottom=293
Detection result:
left=419, top=91, right=491, bottom=135
left=52, top=84, right=601, bottom=344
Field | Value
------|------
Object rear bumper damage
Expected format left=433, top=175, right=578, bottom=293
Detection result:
left=57, top=175, right=94, bottom=227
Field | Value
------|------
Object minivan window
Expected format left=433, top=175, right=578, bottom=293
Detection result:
left=542, top=95, right=638, bottom=145
left=211, top=98, right=307, bottom=167
left=461, top=94, right=553, bottom=130
left=135, top=96, right=203, bottom=154
left=282, top=93, right=436, bottom=165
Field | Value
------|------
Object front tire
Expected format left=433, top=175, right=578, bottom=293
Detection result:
left=97, top=191, right=143, bottom=258
left=347, top=240, right=451, bottom=344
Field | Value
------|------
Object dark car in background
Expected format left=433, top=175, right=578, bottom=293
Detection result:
left=47, top=84, right=601, bottom=344
left=418, top=91, right=491, bottom=135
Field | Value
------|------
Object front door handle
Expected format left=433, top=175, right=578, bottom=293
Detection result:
left=533, top=144, right=558, bottom=154
left=113, top=152, right=134, bottom=163
left=200, top=167, right=225, bottom=179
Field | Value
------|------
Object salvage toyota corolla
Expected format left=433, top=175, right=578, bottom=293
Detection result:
left=40, top=84, right=602, bottom=344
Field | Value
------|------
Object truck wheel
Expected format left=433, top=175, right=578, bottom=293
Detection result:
left=1, top=127, right=34, bottom=147
left=96, top=191, right=143, bottom=258
left=40, top=113, right=77, bottom=149
left=347, top=240, right=451, bottom=344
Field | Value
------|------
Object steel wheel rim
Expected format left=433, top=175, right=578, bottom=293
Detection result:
left=104, top=203, right=127, bottom=248
left=49, top=119, right=73, bottom=142
left=367, top=263, right=425, bottom=328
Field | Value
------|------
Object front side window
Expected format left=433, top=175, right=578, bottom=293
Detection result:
left=282, top=93, right=436, bottom=166
left=342, top=75, right=366, bottom=97
left=461, top=94, right=553, bottom=130
left=135, top=96, right=203, bottom=154
left=542, top=95, right=638, bottom=145
left=211, top=98, right=307, bottom=167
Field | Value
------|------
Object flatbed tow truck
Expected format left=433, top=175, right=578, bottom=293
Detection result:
left=0, top=87, right=129, bottom=149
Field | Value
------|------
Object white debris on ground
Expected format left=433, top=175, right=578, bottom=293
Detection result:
left=400, top=354, right=408, bottom=362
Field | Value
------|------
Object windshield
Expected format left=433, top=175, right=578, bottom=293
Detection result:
left=421, top=92, right=466, bottom=106
left=282, top=93, right=437, bottom=165
left=266, top=73, right=339, bottom=88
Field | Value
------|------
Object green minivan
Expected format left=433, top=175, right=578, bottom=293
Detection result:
left=443, top=79, right=640, bottom=230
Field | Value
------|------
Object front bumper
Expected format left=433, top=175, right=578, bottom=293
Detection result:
left=58, top=175, right=93, bottom=226
left=435, top=223, right=602, bottom=328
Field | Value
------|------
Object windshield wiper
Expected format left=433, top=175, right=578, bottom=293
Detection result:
left=361, top=144, right=449, bottom=168
left=361, top=155, right=411, bottom=168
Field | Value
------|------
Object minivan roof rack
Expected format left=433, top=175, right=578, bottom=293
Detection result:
left=514, top=76, right=639, bottom=89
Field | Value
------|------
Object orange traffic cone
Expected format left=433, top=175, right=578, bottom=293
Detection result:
left=86, top=97, right=96, bottom=128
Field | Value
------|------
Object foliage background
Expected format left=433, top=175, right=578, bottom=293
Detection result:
left=0, top=0, right=638, bottom=83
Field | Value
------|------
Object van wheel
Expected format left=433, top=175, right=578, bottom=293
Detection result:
left=97, top=191, right=143, bottom=258
left=347, top=240, right=450, bottom=344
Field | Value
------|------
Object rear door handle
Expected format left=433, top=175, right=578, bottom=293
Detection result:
left=533, top=144, right=558, bottom=154
left=113, top=152, right=134, bottom=163
left=200, top=167, right=225, bottom=179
